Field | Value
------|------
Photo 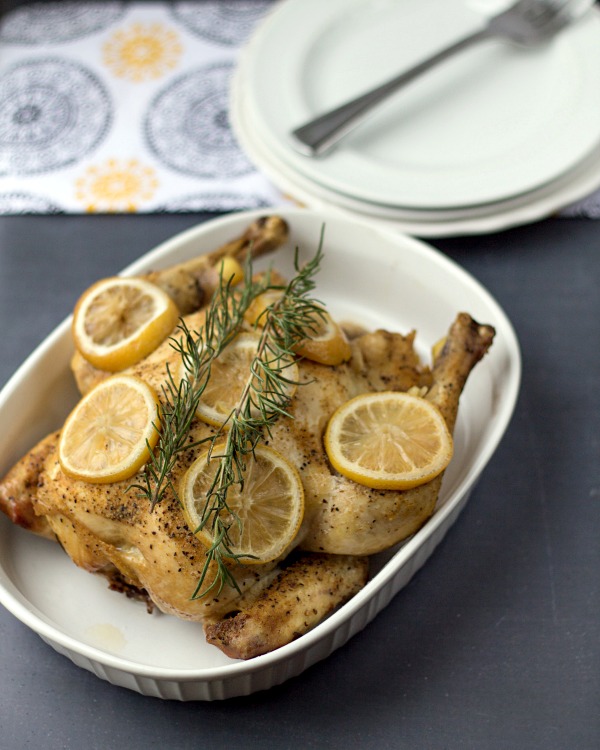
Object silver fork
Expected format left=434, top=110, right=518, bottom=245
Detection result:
left=290, top=0, right=595, bottom=156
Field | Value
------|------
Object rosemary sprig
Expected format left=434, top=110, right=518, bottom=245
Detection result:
left=130, top=259, right=264, bottom=510
left=132, top=233, right=326, bottom=600
left=192, top=241, right=325, bottom=598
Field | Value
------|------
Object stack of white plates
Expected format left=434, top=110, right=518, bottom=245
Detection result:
left=232, top=0, right=600, bottom=236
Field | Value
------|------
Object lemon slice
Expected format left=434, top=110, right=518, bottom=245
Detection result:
left=294, top=309, right=352, bottom=366
left=192, top=332, right=299, bottom=428
left=181, top=443, right=305, bottom=563
left=244, top=289, right=283, bottom=326
left=72, top=277, right=179, bottom=371
left=214, top=256, right=245, bottom=287
left=58, top=374, right=161, bottom=483
left=246, top=292, right=351, bottom=367
left=431, top=336, right=447, bottom=362
left=324, top=391, right=453, bottom=490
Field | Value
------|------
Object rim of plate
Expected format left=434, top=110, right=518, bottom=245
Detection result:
left=241, top=0, right=600, bottom=210
left=231, top=66, right=600, bottom=236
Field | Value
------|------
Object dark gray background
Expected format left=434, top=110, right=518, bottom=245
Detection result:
left=0, top=213, right=598, bottom=749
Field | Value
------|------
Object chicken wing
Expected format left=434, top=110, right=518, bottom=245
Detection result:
left=144, top=214, right=289, bottom=315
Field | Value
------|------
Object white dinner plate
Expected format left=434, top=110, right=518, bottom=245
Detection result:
left=0, top=208, right=521, bottom=700
left=232, top=67, right=600, bottom=236
left=241, top=0, right=600, bottom=209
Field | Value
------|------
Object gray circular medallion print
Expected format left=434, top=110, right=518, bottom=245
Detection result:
left=171, top=1, right=272, bottom=46
left=0, top=192, right=62, bottom=214
left=145, top=62, right=253, bottom=179
left=0, top=59, right=111, bottom=176
left=157, top=191, right=270, bottom=213
left=0, top=2, right=126, bottom=44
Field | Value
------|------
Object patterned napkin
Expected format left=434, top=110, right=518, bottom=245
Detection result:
left=0, top=1, right=597, bottom=217
left=0, top=0, right=285, bottom=214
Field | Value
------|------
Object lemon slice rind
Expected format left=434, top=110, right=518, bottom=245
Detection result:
left=180, top=443, right=304, bottom=564
left=324, top=391, right=453, bottom=491
left=72, top=277, right=179, bottom=372
left=191, top=332, right=299, bottom=429
left=293, top=309, right=352, bottom=366
left=58, top=374, right=161, bottom=484
left=246, top=294, right=351, bottom=367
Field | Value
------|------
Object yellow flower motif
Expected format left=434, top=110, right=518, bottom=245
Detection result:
left=75, top=158, right=159, bottom=213
left=103, top=22, right=182, bottom=82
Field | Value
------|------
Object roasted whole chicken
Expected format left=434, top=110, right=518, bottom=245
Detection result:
left=0, top=216, right=495, bottom=659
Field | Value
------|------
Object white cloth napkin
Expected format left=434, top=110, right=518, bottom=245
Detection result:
left=0, top=1, right=597, bottom=218
left=0, top=0, right=286, bottom=214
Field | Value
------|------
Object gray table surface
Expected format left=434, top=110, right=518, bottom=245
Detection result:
left=0, top=213, right=598, bottom=749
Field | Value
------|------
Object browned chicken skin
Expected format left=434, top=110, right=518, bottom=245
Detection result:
left=0, top=217, right=495, bottom=659
left=205, top=554, right=369, bottom=660
left=145, top=214, right=289, bottom=315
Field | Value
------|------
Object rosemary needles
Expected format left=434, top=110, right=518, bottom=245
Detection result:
left=132, top=235, right=325, bottom=597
